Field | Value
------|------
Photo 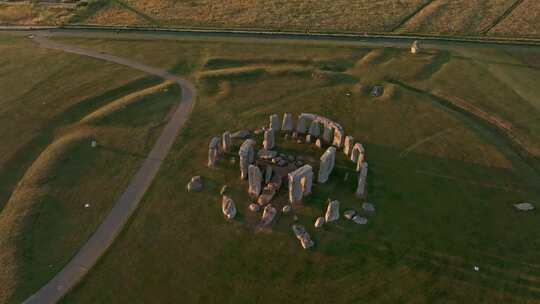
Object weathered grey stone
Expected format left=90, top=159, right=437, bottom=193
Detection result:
left=314, top=217, right=325, bottom=228
left=208, top=137, right=221, bottom=168
left=352, top=215, right=368, bottom=225
left=222, top=131, right=232, bottom=152
left=356, top=162, right=368, bottom=198
left=344, top=136, right=354, bottom=156
left=297, top=114, right=308, bottom=133
left=231, top=130, right=250, bottom=139
left=356, top=157, right=366, bottom=172
left=288, top=165, right=313, bottom=203
left=248, top=165, right=262, bottom=198
left=287, top=155, right=295, bottom=162
left=295, top=160, right=304, bottom=167
left=261, top=204, right=277, bottom=226
left=264, top=165, right=273, bottom=184
left=350, top=143, right=365, bottom=164
left=308, top=121, right=321, bottom=137
left=318, top=147, right=336, bottom=183
left=263, top=129, right=275, bottom=150
left=322, top=126, right=334, bottom=143
left=282, top=205, right=292, bottom=213
left=514, top=202, right=535, bottom=211
left=222, top=195, right=237, bottom=220
left=187, top=176, right=203, bottom=192
left=306, top=134, right=313, bottom=143
left=239, top=139, right=256, bottom=179
left=325, top=200, right=340, bottom=222
left=344, top=210, right=356, bottom=220
left=269, top=114, right=280, bottom=131
left=362, top=202, right=375, bottom=213
left=249, top=203, right=261, bottom=212
left=332, top=128, right=344, bottom=148
left=315, top=139, right=323, bottom=149
left=292, top=224, right=314, bottom=249
left=257, top=188, right=276, bottom=206
left=282, top=113, right=294, bottom=131
left=258, top=149, right=277, bottom=160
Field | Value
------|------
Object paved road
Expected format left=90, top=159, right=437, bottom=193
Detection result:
left=24, top=35, right=196, bottom=304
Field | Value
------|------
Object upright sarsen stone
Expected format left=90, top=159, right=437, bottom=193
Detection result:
left=282, top=113, right=293, bottom=132
left=248, top=165, right=263, bottom=198
left=344, top=136, right=354, bottom=156
left=222, top=131, right=232, bottom=152
left=318, top=146, right=336, bottom=183
left=263, top=129, right=275, bottom=150
left=356, top=162, right=368, bottom=198
left=332, top=128, right=344, bottom=148
left=325, top=200, right=340, bottom=223
left=322, top=125, right=334, bottom=143
left=350, top=143, right=365, bottom=163
left=288, top=165, right=313, bottom=203
left=297, top=114, right=308, bottom=133
left=208, top=137, right=221, bottom=167
left=239, top=139, right=256, bottom=179
left=308, top=121, right=321, bottom=137
left=269, top=114, right=280, bottom=131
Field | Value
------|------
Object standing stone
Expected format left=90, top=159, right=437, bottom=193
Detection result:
left=325, top=200, right=340, bottom=223
left=222, top=131, right=232, bottom=152
left=332, top=129, right=344, bottom=148
left=187, top=176, right=203, bottom=192
left=315, top=139, right=323, bottom=149
left=308, top=121, right=321, bottom=137
left=314, top=217, right=325, bottom=228
left=344, top=136, right=354, bottom=156
left=288, top=165, right=313, bottom=203
left=282, top=205, right=292, bottom=213
left=264, top=165, right=273, bottom=184
left=356, top=162, right=368, bottom=198
left=269, top=114, right=280, bottom=131
left=282, top=113, right=294, bottom=132
left=350, top=143, right=365, bottom=163
left=344, top=210, right=356, bottom=220
left=239, top=139, right=256, bottom=179
left=248, top=165, right=262, bottom=198
left=305, top=134, right=312, bottom=143
left=222, top=195, right=237, bottom=220
left=318, top=147, right=336, bottom=183
left=296, top=114, right=308, bottom=133
left=263, top=129, right=275, bottom=150
left=208, top=137, right=221, bottom=168
left=322, top=126, right=334, bottom=143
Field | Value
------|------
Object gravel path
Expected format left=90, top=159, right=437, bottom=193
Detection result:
left=24, top=35, right=196, bottom=304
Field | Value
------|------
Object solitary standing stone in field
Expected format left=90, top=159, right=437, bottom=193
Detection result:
left=292, top=224, right=315, bottom=249
left=325, top=200, right=340, bottom=222
left=344, top=136, right=354, bottom=156
left=288, top=165, right=313, bottom=203
left=411, top=40, right=420, bottom=54
left=239, top=139, right=256, bottom=179
left=308, top=121, right=321, bottom=138
left=270, top=114, right=280, bottom=131
left=356, top=162, right=368, bottom=198
left=282, top=113, right=293, bottom=132
left=222, top=195, right=237, bottom=220
left=208, top=137, right=221, bottom=167
left=187, top=176, right=203, bottom=192
left=322, top=126, right=334, bottom=143
left=263, top=129, right=275, bottom=150
left=248, top=165, right=263, bottom=198
left=318, top=147, right=336, bottom=183
left=222, top=131, right=232, bottom=152
left=297, top=114, right=308, bottom=133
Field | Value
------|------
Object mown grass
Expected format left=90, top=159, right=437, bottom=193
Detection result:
left=50, top=37, right=540, bottom=303
left=0, top=34, right=182, bottom=303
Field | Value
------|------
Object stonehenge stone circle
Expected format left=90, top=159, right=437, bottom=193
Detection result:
left=222, top=131, right=232, bottom=152
left=269, top=114, right=280, bottom=131
left=318, top=146, right=336, bottom=183
left=282, top=113, right=294, bottom=132
left=208, top=137, right=221, bottom=168
left=239, top=139, right=256, bottom=179
left=356, top=162, right=368, bottom=198
left=248, top=165, right=263, bottom=198
left=325, top=200, right=340, bottom=222
left=263, top=129, right=275, bottom=150
left=292, top=224, right=315, bottom=249
left=288, top=165, right=313, bottom=203
left=222, top=195, right=237, bottom=220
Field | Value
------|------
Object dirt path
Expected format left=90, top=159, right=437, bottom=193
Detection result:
left=23, top=35, right=196, bottom=304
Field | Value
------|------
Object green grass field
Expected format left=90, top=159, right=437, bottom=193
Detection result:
left=8, top=35, right=533, bottom=303
left=0, top=34, right=182, bottom=303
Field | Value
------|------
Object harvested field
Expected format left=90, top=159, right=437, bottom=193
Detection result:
left=489, top=0, right=540, bottom=37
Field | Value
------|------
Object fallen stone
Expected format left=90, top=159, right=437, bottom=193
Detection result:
left=222, top=195, right=237, bottom=220
left=325, top=200, right=340, bottom=223
left=362, top=202, right=375, bottom=213
left=282, top=205, right=292, bottom=214
left=248, top=165, right=263, bottom=198
left=295, top=160, right=304, bottom=167
left=352, top=215, right=368, bottom=225
left=292, top=224, right=315, bottom=249
left=249, top=203, right=260, bottom=212
left=261, top=204, right=277, bottom=226
left=231, top=130, right=250, bottom=139
left=314, top=217, right=325, bottom=228
left=258, top=149, right=278, bottom=160
left=257, top=188, right=276, bottom=206
left=344, top=210, right=356, bottom=220
left=187, top=176, right=203, bottom=192
left=514, top=202, right=535, bottom=211
left=292, top=132, right=298, bottom=139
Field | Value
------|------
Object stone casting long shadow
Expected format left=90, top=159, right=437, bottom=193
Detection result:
left=24, top=34, right=196, bottom=304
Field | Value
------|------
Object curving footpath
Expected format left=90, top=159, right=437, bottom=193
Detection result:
left=24, top=35, right=196, bottom=304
